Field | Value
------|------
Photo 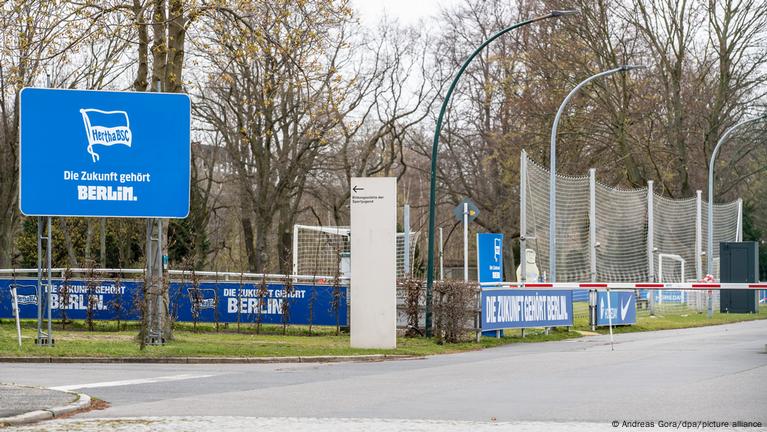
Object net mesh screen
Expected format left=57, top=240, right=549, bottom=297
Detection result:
left=522, top=153, right=740, bottom=283
left=293, top=226, right=419, bottom=278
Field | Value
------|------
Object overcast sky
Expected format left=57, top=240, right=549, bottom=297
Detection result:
left=350, top=0, right=459, bottom=27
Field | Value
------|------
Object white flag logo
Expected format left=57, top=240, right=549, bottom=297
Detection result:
left=80, top=108, right=132, bottom=162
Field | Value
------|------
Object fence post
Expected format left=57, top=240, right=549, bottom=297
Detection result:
left=647, top=180, right=655, bottom=315
left=403, top=204, right=411, bottom=276
left=589, top=168, right=596, bottom=282
left=520, top=150, right=527, bottom=284
left=736, top=198, right=743, bottom=242
left=439, top=227, right=444, bottom=281
left=588, top=168, right=597, bottom=329
left=292, top=225, right=299, bottom=276
left=695, top=190, right=703, bottom=281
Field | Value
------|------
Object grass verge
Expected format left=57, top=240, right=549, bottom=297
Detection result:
left=0, top=305, right=764, bottom=358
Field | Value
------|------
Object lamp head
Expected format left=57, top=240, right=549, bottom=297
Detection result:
left=620, top=64, right=647, bottom=72
left=550, top=9, right=580, bottom=17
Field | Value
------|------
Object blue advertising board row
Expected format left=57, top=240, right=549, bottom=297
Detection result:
left=481, top=289, right=638, bottom=331
left=481, top=289, right=573, bottom=331
left=0, top=278, right=347, bottom=326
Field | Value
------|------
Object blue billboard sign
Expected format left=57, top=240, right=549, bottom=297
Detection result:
left=596, top=290, right=636, bottom=326
left=19, top=88, right=191, bottom=217
left=477, top=233, right=503, bottom=283
left=0, top=278, right=348, bottom=326
left=481, top=289, right=572, bottom=331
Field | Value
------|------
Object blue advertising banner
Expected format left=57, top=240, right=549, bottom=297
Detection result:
left=19, top=88, right=191, bottom=217
left=650, top=290, right=686, bottom=304
left=477, top=233, right=503, bottom=284
left=481, top=289, right=573, bottom=331
left=596, top=291, right=636, bottom=326
left=0, top=279, right=347, bottom=326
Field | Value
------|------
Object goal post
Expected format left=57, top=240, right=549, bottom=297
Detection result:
left=292, top=225, right=420, bottom=278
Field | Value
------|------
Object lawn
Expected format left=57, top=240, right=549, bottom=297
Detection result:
left=0, top=305, right=764, bottom=358
left=0, top=319, right=578, bottom=358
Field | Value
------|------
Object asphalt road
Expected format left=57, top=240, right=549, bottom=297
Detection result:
left=2, top=320, right=766, bottom=430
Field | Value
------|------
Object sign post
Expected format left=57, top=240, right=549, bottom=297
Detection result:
left=350, top=177, right=397, bottom=349
left=11, top=286, right=22, bottom=349
left=452, top=198, right=479, bottom=283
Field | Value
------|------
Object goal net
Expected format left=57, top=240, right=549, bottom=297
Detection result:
left=521, top=151, right=741, bottom=284
left=292, top=225, right=420, bottom=278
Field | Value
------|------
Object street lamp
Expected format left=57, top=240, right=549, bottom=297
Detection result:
left=549, top=65, right=645, bottom=282
left=706, top=114, right=767, bottom=276
left=424, top=10, right=579, bottom=336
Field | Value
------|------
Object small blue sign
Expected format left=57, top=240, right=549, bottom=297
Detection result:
left=596, top=291, right=636, bottom=326
left=477, top=233, right=503, bottom=283
left=481, top=289, right=573, bottom=331
left=650, top=290, right=687, bottom=304
left=19, top=88, right=191, bottom=217
left=0, top=279, right=348, bottom=326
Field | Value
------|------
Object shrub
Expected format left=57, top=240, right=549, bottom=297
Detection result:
left=432, top=280, right=479, bottom=343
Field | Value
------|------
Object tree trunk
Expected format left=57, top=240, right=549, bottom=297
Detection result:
left=60, top=218, right=78, bottom=267
left=100, top=218, right=106, bottom=267
left=85, top=219, right=94, bottom=262
left=253, top=214, right=271, bottom=273
left=241, top=216, right=257, bottom=272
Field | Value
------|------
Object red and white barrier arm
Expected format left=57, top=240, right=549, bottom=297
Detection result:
left=479, top=282, right=767, bottom=290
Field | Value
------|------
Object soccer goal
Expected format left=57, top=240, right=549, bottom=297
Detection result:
left=292, top=225, right=420, bottom=278
left=652, top=252, right=719, bottom=313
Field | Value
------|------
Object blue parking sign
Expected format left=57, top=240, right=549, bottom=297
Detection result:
left=19, top=88, right=190, bottom=218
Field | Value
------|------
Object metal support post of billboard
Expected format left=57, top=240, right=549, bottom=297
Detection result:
left=145, top=218, right=165, bottom=345
left=647, top=180, right=655, bottom=315
left=35, top=216, right=53, bottom=346
left=11, top=286, right=22, bottom=349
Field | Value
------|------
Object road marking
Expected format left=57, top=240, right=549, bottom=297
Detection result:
left=50, top=374, right=214, bottom=391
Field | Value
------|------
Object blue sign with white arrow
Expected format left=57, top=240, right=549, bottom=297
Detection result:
left=19, top=88, right=191, bottom=218
left=477, top=233, right=504, bottom=283
left=596, top=290, right=636, bottom=326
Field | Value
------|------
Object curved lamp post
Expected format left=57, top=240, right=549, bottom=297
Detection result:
left=706, top=114, right=767, bottom=276
left=424, top=10, right=578, bottom=336
left=549, top=65, right=645, bottom=282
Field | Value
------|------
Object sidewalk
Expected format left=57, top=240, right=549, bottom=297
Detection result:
left=0, top=383, right=90, bottom=426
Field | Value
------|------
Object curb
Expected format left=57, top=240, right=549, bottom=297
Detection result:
left=0, top=354, right=423, bottom=364
left=0, top=389, right=91, bottom=427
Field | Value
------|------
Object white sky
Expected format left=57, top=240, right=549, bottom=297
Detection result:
left=350, top=0, right=459, bottom=27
